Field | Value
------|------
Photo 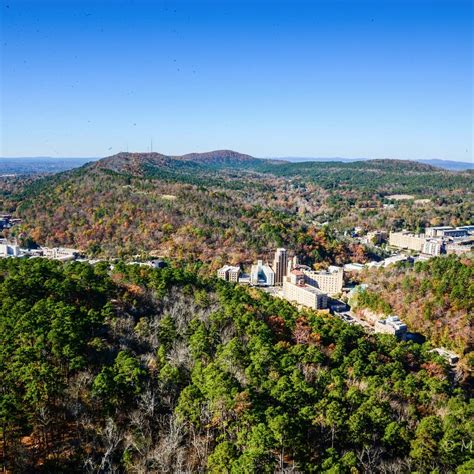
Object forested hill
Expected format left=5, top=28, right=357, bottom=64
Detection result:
left=0, top=258, right=472, bottom=472
left=91, top=150, right=263, bottom=175
left=2, top=150, right=472, bottom=259
left=9, top=162, right=374, bottom=262
left=254, top=158, right=474, bottom=192
left=86, top=152, right=473, bottom=194
left=77, top=151, right=474, bottom=198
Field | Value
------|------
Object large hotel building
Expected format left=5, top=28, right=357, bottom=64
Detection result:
left=301, top=265, right=343, bottom=295
left=282, top=270, right=328, bottom=310
left=388, top=231, right=425, bottom=252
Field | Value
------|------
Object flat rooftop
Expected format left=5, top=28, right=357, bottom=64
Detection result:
left=219, top=265, right=240, bottom=272
left=292, top=282, right=327, bottom=296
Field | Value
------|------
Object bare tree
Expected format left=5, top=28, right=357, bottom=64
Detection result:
left=84, top=418, right=123, bottom=474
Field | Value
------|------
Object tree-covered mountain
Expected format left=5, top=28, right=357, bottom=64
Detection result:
left=2, top=150, right=472, bottom=262
left=254, top=158, right=474, bottom=193
left=85, top=151, right=474, bottom=195
left=264, top=156, right=474, bottom=171
left=417, top=159, right=474, bottom=172
left=91, top=150, right=263, bottom=175
left=0, top=258, right=472, bottom=472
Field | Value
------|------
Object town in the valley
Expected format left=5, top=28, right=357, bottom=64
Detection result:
left=1, top=218, right=471, bottom=366
left=216, top=224, right=474, bottom=365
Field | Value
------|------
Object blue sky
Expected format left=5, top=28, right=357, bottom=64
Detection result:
left=1, top=0, right=472, bottom=160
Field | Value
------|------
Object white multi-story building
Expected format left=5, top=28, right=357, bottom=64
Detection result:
left=422, top=239, right=445, bottom=256
left=390, top=226, right=473, bottom=256
left=365, top=230, right=388, bottom=245
left=425, top=226, right=453, bottom=238
left=41, top=247, right=79, bottom=260
left=0, top=244, right=20, bottom=257
left=425, top=226, right=468, bottom=238
left=250, top=260, right=275, bottom=286
left=374, top=315, right=407, bottom=338
left=217, top=266, right=229, bottom=280
left=217, top=265, right=241, bottom=282
left=282, top=270, right=328, bottom=310
left=301, top=265, right=343, bottom=295
left=389, top=231, right=425, bottom=252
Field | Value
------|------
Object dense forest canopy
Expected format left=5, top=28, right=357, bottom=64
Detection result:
left=254, top=158, right=474, bottom=193
left=0, top=258, right=473, bottom=472
left=1, top=152, right=473, bottom=262
left=352, top=255, right=474, bottom=358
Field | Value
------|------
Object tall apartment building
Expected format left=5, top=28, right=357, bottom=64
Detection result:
left=302, top=265, right=343, bottom=295
left=272, top=248, right=288, bottom=285
left=388, top=231, right=425, bottom=252
left=282, top=270, right=328, bottom=310
left=250, top=260, right=275, bottom=286
left=286, top=255, right=298, bottom=275
left=217, top=265, right=241, bottom=282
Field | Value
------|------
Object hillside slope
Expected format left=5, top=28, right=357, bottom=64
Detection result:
left=255, top=158, right=473, bottom=193
left=353, top=255, right=474, bottom=356
left=1, top=258, right=472, bottom=472
left=11, top=160, right=370, bottom=265
left=2, top=151, right=472, bottom=261
left=91, top=150, right=263, bottom=175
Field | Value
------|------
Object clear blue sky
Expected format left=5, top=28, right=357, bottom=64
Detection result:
left=1, top=0, right=472, bottom=160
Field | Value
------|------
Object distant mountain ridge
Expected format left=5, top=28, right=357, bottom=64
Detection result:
left=89, top=150, right=264, bottom=175
left=269, top=156, right=473, bottom=171
left=1, top=153, right=471, bottom=173
left=416, top=159, right=473, bottom=171
left=90, top=150, right=457, bottom=175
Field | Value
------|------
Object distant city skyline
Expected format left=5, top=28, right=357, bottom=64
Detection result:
left=1, top=0, right=472, bottom=161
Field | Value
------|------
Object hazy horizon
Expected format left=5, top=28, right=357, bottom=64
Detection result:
left=0, top=153, right=472, bottom=167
